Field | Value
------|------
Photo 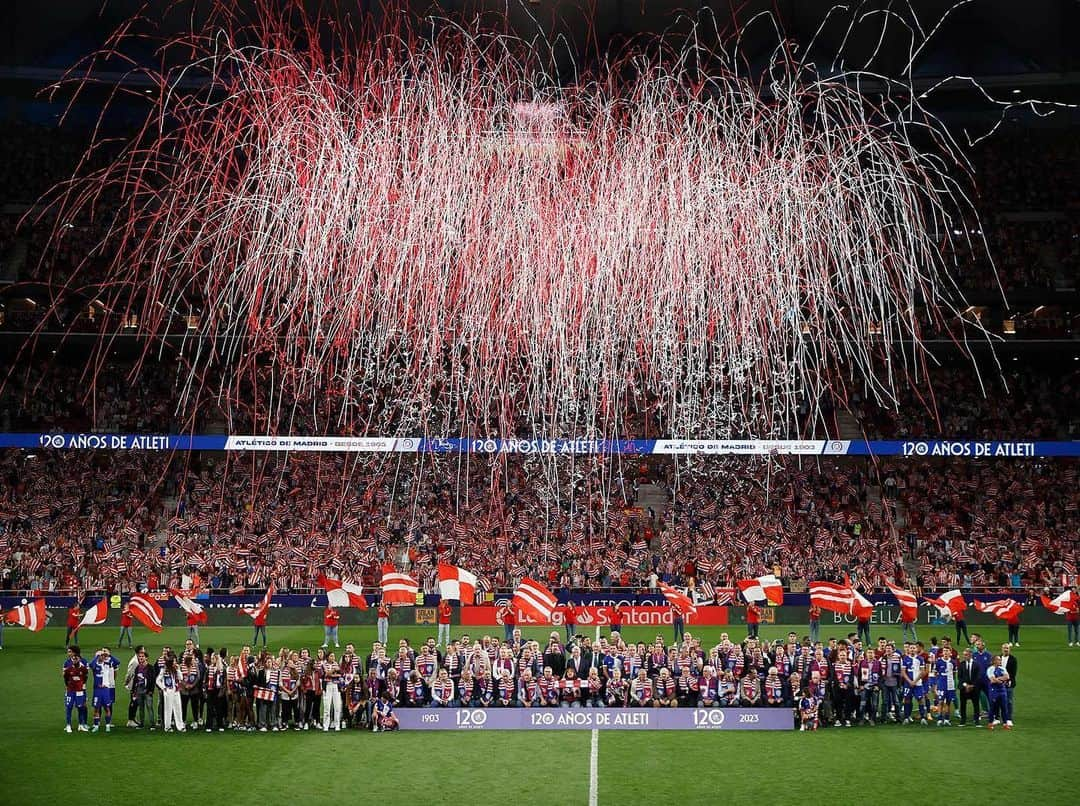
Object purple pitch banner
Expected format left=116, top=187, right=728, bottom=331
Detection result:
left=396, top=708, right=792, bottom=731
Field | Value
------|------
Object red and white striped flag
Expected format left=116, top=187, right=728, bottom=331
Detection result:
left=4, top=598, right=47, bottom=632
left=1041, top=590, right=1077, bottom=615
left=170, top=589, right=208, bottom=624
left=128, top=593, right=164, bottom=633
left=810, top=580, right=872, bottom=619
left=380, top=565, right=418, bottom=605
left=883, top=578, right=918, bottom=621
left=923, top=589, right=968, bottom=618
left=239, top=583, right=276, bottom=621
left=437, top=563, right=478, bottom=603
left=318, top=575, right=369, bottom=609
left=973, top=598, right=1024, bottom=621
left=737, top=574, right=784, bottom=605
left=79, top=598, right=109, bottom=627
left=512, top=578, right=559, bottom=623
left=658, top=581, right=697, bottom=615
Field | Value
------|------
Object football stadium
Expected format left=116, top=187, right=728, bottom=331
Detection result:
left=1, top=0, right=1079, bottom=802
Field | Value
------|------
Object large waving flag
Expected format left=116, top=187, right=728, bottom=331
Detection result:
left=658, top=582, right=698, bottom=615
left=737, top=574, right=783, bottom=605
left=512, top=578, right=559, bottom=623
left=1041, top=590, right=1077, bottom=615
left=924, top=589, right=968, bottom=618
left=973, top=599, right=1024, bottom=621
left=170, top=589, right=208, bottom=624
left=883, top=578, right=919, bottom=621
left=810, top=580, right=872, bottom=619
left=437, top=563, right=478, bottom=603
left=5, top=598, right=47, bottom=632
left=128, top=593, right=164, bottom=633
left=79, top=598, right=109, bottom=627
left=239, top=583, right=276, bottom=620
left=380, top=565, right=419, bottom=605
left=318, top=575, right=369, bottom=609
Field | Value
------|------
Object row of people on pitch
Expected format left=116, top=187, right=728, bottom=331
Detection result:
left=797, top=637, right=1018, bottom=730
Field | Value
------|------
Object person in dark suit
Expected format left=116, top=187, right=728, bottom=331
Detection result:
left=1001, top=643, right=1018, bottom=723
left=957, top=647, right=983, bottom=725
left=543, top=633, right=566, bottom=677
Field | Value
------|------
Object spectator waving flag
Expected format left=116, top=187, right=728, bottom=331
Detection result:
left=318, top=575, right=369, bottom=609
left=380, top=564, right=419, bottom=605
left=737, top=574, right=784, bottom=605
left=437, top=563, right=478, bottom=603
left=659, top=582, right=697, bottom=615
left=973, top=598, right=1024, bottom=620
left=1041, top=590, right=1077, bottom=615
left=883, top=578, right=919, bottom=621
left=5, top=598, right=48, bottom=632
left=128, top=592, right=164, bottom=633
left=79, top=598, right=109, bottom=627
left=170, top=589, right=208, bottom=624
left=512, top=578, right=559, bottom=623
left=239, top=583, right=276, bottom=621
left=923, top=589, right=968, bottom=618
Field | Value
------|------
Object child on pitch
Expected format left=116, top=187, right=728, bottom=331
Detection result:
left=798, top=686, right=819, bottom=731
left=373, top=690, right=398, bottom=732
left=63, top=646, right=90, bottom=733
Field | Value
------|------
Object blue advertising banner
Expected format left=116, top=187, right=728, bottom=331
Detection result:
left=395, top=707, right=793, bottom=731
left=1, top=432, right=1078, bottom=456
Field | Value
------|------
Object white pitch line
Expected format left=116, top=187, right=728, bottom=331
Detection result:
left=589, top=623, right=601, bottom=806
left=589, top=727, right=599, bottom=806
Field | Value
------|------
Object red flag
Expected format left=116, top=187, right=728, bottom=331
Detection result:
left=170, top=589, right=208, bottom=624
left=658, top=582, right=697, bottom=615
left=512, top=578, right=559, bottom=623
left=128, top=593, right=164, bottom=633
left=736, top=574, right=784, bottom=605
left=239, top=583, right=276, bottom=620
left=380, top=565, right=418, bottom=605
left=437, top=563, right=478, bottom=603
left=924, top=589, right=968, bottom=618
left=5, top=598, right=47, bottom=632
left=1041, top=590, right=1077, bottom=615
left=317, top=575, right=369, bottom=609
left=883, top=578, right=919, bottom=622
left=79, top=598, right=109, bottom=627
left=973, top=599, right=1024, bottom=621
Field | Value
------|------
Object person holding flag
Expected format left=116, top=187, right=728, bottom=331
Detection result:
left=746, top=602, right=761, bottom=639
left=88, top=646, right=121, bottom=732
left=65, top=603, right=83, bottom=647
left=322, top=605, right=341, bottom=649
left=239, top=585, right=274, bottom=648
left=62, top=645, right=90, bottom=733
left=376, top=602, right=390, bottom=646
left=117, top=604, right=134, bottom=649
left=808, top=604, right=821, bottom=644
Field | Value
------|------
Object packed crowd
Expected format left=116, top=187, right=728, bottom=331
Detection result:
left=1, top=439, right=1078, bottom=594
left=58, top=626, right=1021, bottom=734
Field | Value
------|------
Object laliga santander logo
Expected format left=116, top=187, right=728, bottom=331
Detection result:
left=575, top=608, right=595, bottom=625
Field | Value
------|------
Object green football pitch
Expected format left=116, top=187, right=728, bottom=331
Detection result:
left=2, top=622, right=1078, bottom=804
